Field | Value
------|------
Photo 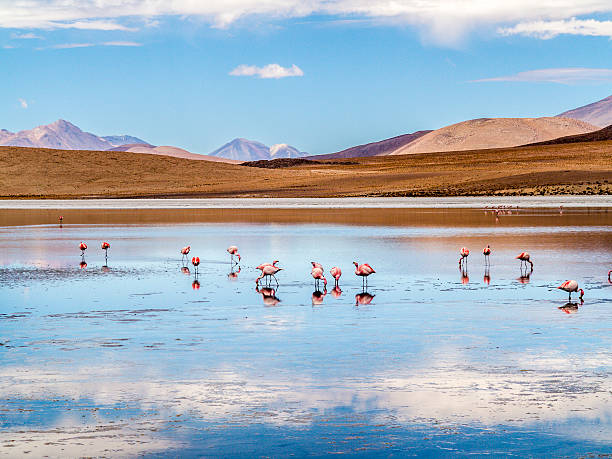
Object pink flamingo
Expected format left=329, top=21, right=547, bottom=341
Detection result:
left=101, top=241, right=110, bottom=263
left=483, top=245, right=491, bottom=265
left=256, top=260, right=279, bottom=271
left=58, top=216, right=63, bottom=227
left=557, top=280, right=584, bottom=301
left=353, top=262, right=375, bottom=288
left=311, top=267, right=327, bottom=290
left=311, top=261, right=323, bottom=270
left=180, top=246, right=190, bottom=262
left=256, top=264, right=282, bottom=287
left=227, top=246, right=241, bottom=264
left=459, top=247, right=469, bottom=267
left=516, top=252, right=533, bottom=271
left=79, top=242, right=87, bottom=259
left=191, top=256, right=200, bottom=275
left=330, top=267, right=342, bottom=286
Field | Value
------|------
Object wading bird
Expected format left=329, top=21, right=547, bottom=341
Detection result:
left=557, top=280, right=584, bottom=301
left=256, top=260, right=279, bottom=271
left=227, top=246, right=241, bottom=264
left=191, top=256, right=200, bottom=275
left=101, top=242, right=110, bottom=262
left=330, top=266, right=342, bottom=286
left=311, top=261, right=323, bottom=270
left=516, top=252, right=533, bottom=270
left=483, top=245, right=491, bottom=265
left=180, top=246, right=190, bottom=262
left=311, top=267, right=327, bottom=290
left=353, top=262, right=375, bottom=288
left=79, top=242, right=87, bottom=259
left=58, top=216, right=63, bottom=227
left=256, top=264, right=282, bottom=287
left=459, top=247, right=469, bottom=267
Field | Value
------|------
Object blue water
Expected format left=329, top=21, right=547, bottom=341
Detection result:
left=1, top=212, right=611, bottom=457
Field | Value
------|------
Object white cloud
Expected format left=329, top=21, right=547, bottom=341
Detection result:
left=230, top=63, right=304, bottom=79
left=101, top=41, right=142, bottom=46
left=499, top=17, right=612, bottom=39
left=18, top=98, right=28, bottom=108
left=473, top=67, right=612, bottom=84
left=11, top=32, right=41, bottom=39
left=2, top=1, right=612, bottom=44
left=50, top=42, right=95, bottom=49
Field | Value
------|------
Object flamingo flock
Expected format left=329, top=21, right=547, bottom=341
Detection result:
left=70, top=234, right=608, bottom=310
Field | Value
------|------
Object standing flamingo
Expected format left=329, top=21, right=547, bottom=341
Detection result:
left=311, top=267, right=327, bottom=290
left=180, top=246, right=190, bottom=263
left=227, top=246, right=241, bottom=264
left=191, top=256, right=200, bottom=275
left=79, top=242, right=87, bottom=259
left=256, top=264, right=282, bottom=287
left=516, top=252, right=533, bottom=270
left=557, top=280, right=584, bottom=301
left=459, top=247, right=469, bottom=268
left=483, top=245, right=491, bottom=265
left=330, top=267, right=342, bottom=286
left=353, top=262, right=375, bottom=288
left=311, top=261, right=323, bottom=270
left=101, top=242, right=110, bottom=263
left=256, top=260, right=279, bottom=271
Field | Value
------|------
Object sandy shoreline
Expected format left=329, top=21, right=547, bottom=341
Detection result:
left=0, top=196, right=611, bottom=209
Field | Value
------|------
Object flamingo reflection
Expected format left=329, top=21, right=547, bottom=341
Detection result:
left=330, top=286, right=342, bottom=298
left=192, top=279, right=200, bottom=290
left=79, top=260, right=87, bottom=269
left=518, top=267, right=531, bottom=284
left=256, top=285, right=281, bottom=306
left=483, top=267, right=490, bottom=285
left=101, top=265, right=110, bottom=273
left=181, top=266, right=190, bottom=275
left=355, top=291, right=375, bottom=306
left=228, top=266, right=241, bottom=280
left=558, top=300, right=582, bottom=314
left=460, top=264, right=469, bottom=284
left=312, top=288, right=327, bottom=306
left=59, top=216, right=63, bottom=228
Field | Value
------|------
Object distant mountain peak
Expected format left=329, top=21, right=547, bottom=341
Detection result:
left=209, top=138, right=305, bottom=161
left=0, top=119, right=150, bottom=151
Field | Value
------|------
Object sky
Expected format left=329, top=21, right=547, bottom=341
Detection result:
left=2, top=1, right=612, bottom=155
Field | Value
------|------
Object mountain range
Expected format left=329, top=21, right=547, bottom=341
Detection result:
left=3, top=93, right=612, bottom=163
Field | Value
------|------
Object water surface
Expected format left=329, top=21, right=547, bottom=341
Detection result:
left=1, top=208, right=611, bottom=457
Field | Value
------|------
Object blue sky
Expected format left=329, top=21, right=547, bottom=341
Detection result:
left=2, top=1, right=612, bottom=155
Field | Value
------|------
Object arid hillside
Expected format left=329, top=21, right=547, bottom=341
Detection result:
left=390, top=117, right=598, bottom=155
left=0, top=143, right=610, bottom=198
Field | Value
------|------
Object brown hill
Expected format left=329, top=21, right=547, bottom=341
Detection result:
left=109, top=143, right=240, bottom=164
left=0, top=143, right=610, bottom=198
left=390, top=117, right=598, bottom=155
left=310, top=131, right=432, bottom=160
left=526, top=124, right=612, bottom=146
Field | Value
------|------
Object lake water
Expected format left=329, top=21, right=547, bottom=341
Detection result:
left=1, top=206, right=611, bottom=457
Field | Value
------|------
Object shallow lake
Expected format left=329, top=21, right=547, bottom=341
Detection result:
left=1, top=207, right=611, bottom=457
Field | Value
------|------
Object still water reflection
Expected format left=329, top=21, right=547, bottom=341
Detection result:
left=0, top=208, right=611, bottom=456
